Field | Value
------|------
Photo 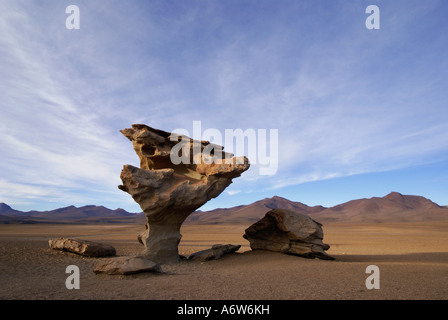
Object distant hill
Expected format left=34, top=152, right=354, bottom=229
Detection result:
left=0, top=203, right=21, bottom=215
left=186, top=192, right=448, bottom=224
left=186, top=196, right=325, bottom=224
left=0, top=203, right=144, bottom=224
left=307, top=192, right=448, bottom=223
left=2, top=192, right=448, bottom=225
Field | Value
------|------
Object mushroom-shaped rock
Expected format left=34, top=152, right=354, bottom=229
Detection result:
left=243, top=208, right=334, bottom=260
left=118, top=124, right=250, bottom=263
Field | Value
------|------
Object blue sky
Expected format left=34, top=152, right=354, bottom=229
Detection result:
left=1, top=0, right=447, bottom=212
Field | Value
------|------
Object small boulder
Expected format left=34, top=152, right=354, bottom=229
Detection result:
left=93, top=256, right=162, bottom=275
left=48, top=238, right=116, bottom=257
left=188, top=244, right=241, bottom=261
left=243, top=209, right=334, bottom=260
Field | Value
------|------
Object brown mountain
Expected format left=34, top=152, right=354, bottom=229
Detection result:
left=186, top=192, right=448, bottom=224
left=28, top=205, right=137, bottom=219
left=0, top=203, right=144, bottom=224
left=308, top=192, right=448, bottom=223
left=2, top=192, right=447, bottom=225
left=186, top=196, right=326, bottom=225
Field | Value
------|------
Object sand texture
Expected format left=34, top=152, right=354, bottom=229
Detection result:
left=1, top=222, right=447, bottom=300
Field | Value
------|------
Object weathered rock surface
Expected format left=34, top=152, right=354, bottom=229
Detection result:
left=48, top=238, right=116, bottom=257
left=188, top=244, right=241, bottom=261
left=93, top=256, right=162, bottom=275
left=243, top=209, right=334, bottom=260
left=118, top=124, right=250, bottom=263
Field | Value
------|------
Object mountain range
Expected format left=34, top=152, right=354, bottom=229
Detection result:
left=1, top=192, right=447, bottom=225
left=0, top=203, right=144, bottom=224
left=186, top=192, right=448, bottom=224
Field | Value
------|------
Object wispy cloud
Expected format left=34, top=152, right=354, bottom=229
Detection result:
left=1, top=0, right=447, bottom=210
left=194, top=0, right=448, bottom=194
left=0, top=1, right=140, bottom=210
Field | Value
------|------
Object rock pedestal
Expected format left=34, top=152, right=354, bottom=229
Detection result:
left=118, top=124, right=250, bottom=263
left=243, top=209, right=334, bottom=260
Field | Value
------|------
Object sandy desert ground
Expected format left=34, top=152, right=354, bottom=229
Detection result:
left=0, top=221, right=447, bottom=301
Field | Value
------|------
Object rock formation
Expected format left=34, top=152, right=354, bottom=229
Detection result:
left=243, top=209, right=334, bottom=260
left=118, top=124, right=250, bottom=263
left=48, top=238, right=116, bottom=257
left=93, top=256, right=162, bottom=275
left=188, top=244, right=241, bottom=261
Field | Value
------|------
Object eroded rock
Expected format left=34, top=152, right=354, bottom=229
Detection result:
left=243, top=209, right=334, bottom=260
left=188, top=244, right=241, bottom=261
left=48, top=238, right=116, bottom=257
left=118, top=124, right=250, bottom=263
left=93, top=256, right=162, bottom=275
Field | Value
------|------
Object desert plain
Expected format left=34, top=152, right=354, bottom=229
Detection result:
left=1, top=220, right=447, bottom=300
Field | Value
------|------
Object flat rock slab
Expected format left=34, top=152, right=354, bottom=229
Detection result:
left=188, top=244, right=241, bottom=261
left=48, top=238, right=116, bottom=257
left=93, top=256, right=162, bottom=275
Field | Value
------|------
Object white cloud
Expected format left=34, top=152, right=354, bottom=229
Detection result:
left=0, top=1, right=139, bottom=209
left=1, top=0, right=447, bottom=210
